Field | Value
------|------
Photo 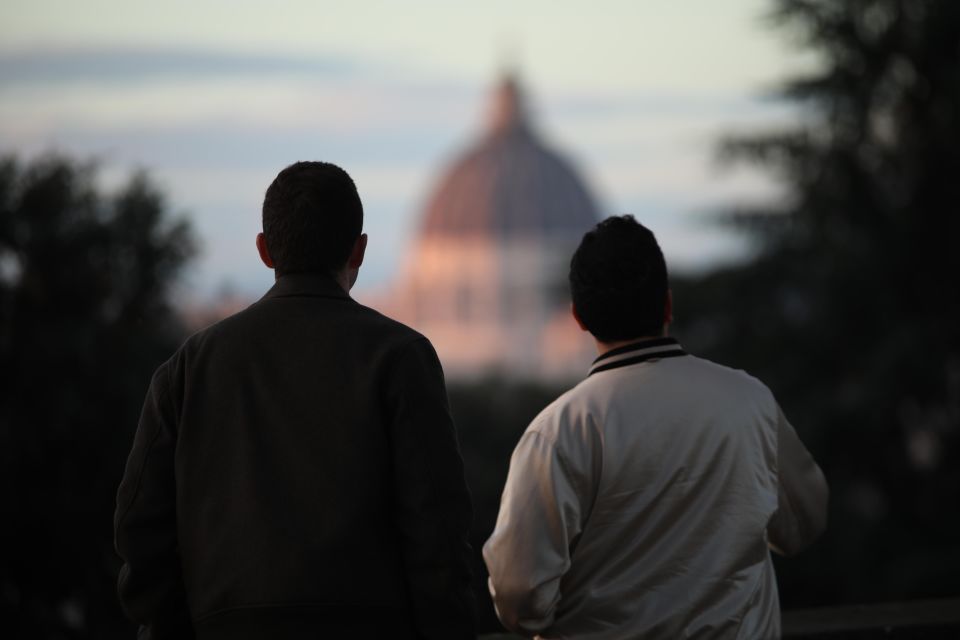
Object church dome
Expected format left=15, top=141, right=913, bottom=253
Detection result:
left=419, top=75, right=601, bottom=239
left=381, top=73, right=603, bottom=380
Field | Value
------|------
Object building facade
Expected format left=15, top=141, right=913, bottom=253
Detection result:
left=382, top=75, right=603, bottom=380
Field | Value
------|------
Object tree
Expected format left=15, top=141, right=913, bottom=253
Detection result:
left=447, top=377, right=569, bottom=633
left=673, top=0, right=960, bottom=606
left=0, top=154, right=195, bottom=637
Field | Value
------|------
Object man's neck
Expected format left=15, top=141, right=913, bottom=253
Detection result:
left=333, top=269, right=351, bottom=294
left=594, top=331, right=669, bottom=357
left=274, top=269, right=353, bottom=294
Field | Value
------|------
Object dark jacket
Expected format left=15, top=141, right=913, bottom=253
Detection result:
left=114, top=273, right=475, bottom=639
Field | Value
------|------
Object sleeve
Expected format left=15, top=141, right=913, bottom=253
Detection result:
left=382, top=337, right=476, bottom=640
left=482, top=426, right=593, bottom=637
left=114, top=361, right=194, bottom=639
left=767, top=405, right=829, bottom=556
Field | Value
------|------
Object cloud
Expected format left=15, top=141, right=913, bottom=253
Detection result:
left=550, top=90, right=785, bottom=120
left=0, top=55, right=782, bottom=299
left=0, top=46, right=360, bottom=86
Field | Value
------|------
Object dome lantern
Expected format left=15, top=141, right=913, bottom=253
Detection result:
left=487, top=74, right=529, bottom=135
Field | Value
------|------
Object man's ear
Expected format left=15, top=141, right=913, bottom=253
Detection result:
left=571, top=304, right=589, bottom=332
left=347, top=233, right=368, bottom=269
left=256, top=232, right=275, bottom=269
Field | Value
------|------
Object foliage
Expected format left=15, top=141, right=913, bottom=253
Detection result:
left=0, top=154, right=195, bottom=637
left=673, top=0, right=960, bottom=606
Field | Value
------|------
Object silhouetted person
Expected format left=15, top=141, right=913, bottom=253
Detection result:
left=115, top=161, right=475, bottom=639
left=484, top=215, right=828, bottom=639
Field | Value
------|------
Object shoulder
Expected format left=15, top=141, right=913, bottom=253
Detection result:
left=166, top=308, right=245, bottom=364
left=352, top=300, right=430, bottom=346
left=509, top=383, right=604, bottom=492
left=338, top=302, right=441, bottom=370
left=672, top=352, right=775, bottom=396
left=341, top=304, right=448, bottom=387
left=524, top=380, right=603, bottom=448
left=677, top=353, right=779, bottom=418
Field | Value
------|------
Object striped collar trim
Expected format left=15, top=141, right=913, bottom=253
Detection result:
left=589, top=336, right=687, bottom=376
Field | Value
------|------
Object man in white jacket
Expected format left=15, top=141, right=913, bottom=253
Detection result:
left=483, top=215, right=828, bottom=639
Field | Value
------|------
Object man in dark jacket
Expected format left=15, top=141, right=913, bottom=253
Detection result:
left=114, top=161, right=475, bottom=639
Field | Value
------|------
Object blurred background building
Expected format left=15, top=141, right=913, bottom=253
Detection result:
left=377, top=74, right=599, bottom=379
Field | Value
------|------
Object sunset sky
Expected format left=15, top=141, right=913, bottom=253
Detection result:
left=0, top=0, right=809, bottom=302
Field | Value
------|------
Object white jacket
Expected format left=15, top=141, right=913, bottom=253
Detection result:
left=483, top=337, right=828, bottom=639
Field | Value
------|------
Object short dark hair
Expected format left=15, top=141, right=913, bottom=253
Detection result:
left=569, top=215, right=668, bottom=342
left=262, top=161, right=363, bottom=275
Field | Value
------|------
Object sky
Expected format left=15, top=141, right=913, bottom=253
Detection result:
left=0, top=0, right=809, bottom=303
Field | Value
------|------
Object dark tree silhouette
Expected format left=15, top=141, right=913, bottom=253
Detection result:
left=673, top=0, right=960, bottom=606
left=447, top=378, right=569, bottom=633
left=0, top=154, right=195, bottom=637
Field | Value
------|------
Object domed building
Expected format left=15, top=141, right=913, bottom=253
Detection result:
left=385, top=74, right=603, bottom=379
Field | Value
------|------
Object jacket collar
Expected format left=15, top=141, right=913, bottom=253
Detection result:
left=260, top=273, right=352, bottom=302
left=588, top=336, right=687, bottom=376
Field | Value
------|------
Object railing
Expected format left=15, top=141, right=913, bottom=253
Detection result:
left=783, top=597, right=960, bottom=638
left=478, top=597, right=960, bottom=638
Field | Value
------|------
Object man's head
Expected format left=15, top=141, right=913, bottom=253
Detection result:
left=569, top=215, right=670, bottom=343
left=258, top=161, right=366, bottom=286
